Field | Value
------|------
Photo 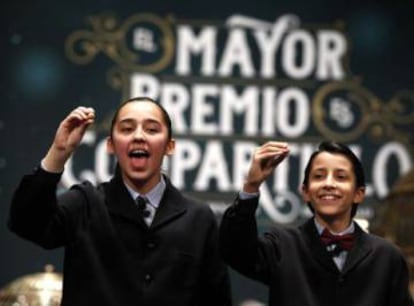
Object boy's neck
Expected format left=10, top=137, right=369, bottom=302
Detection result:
left=315, top=215, right=353, bottom=233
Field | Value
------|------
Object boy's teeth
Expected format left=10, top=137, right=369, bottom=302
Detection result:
left=129, top=150, right=148, bottom=157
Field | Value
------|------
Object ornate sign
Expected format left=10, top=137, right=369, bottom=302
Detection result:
left=63, top=12, right=414, bottom=225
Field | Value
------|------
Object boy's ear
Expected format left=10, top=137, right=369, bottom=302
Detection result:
left=106, top=137, right=114, bottom=154
left=353, top=186, right=366, bottom=205
left=301, top=184, right=310, bottom=202
left=165, top=138, right=176, bottom=156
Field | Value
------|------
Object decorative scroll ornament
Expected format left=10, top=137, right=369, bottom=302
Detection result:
left=65, top=12, right=175, bottom=73
left=313, top=81, right=414, bottom=145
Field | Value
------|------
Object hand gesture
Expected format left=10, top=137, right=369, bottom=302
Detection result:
left=243, top=141, right=289, bottom=193
left=42, top=107, right=95, bottom=172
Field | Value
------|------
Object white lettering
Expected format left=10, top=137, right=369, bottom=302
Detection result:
left=277, top=87, right=309, bottom=137
left=218, top=29, right=254, bottom=77
left=160, top=83, right=190, bottom=133
left=372, top=142, right=412, bottom=197
left=282, top=30, right=315, bottom=79
left=130, top=73, right=160, bottom=99
left=316, top=30, right=346, bottom=80
left=220, top=86, right=259, bottom=135
left=194, top=141, right=231, bottom=190
left=191, top=85, right=219, bottom=134
left=170, top=139, right=201, bottom=189
left=176, top=26, right=217, bottom=76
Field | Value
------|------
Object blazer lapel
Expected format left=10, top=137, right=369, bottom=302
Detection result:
left=103, top=173, right=186, bottom=230
left=342, top=224, right=371, bottom=274
left=151, top=180, right=186, bottom=230
left=104, top=175, right=148, bottom=228
left=302, top=219, right=339, bottom=273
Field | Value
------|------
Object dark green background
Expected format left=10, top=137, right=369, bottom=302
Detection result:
left=2, top=0, right=413, bottom=304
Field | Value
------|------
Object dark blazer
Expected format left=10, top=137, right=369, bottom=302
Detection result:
left=9, top=167, right=232, bottom=306
left=220, top=196, right=413, bottom=306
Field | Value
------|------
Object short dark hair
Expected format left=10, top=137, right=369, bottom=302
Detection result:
left=302, top=141, right=365, bottom=218
left=110, top=97, right=172, bottom=139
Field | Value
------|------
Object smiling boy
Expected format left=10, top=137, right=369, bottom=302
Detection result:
left=220, top=141, right=413, bottom=306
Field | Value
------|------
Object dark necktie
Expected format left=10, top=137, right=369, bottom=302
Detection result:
left=320, top=228, right=354, bottom=256
left=136, top=196, right=150, bottom=218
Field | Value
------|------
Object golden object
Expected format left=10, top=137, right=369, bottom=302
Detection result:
left=0, top=265, right=62, bottom=306
left=371, top=168, right=414, bottom=298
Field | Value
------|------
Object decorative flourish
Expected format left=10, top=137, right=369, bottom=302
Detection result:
left=313, top=81, right=414, bottom=145
left=65, top=12, right=175, bottom=73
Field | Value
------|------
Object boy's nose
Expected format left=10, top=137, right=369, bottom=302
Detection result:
left=134, top=127, right=145, bottom=140
left=324, top=175, right=336, bottom=188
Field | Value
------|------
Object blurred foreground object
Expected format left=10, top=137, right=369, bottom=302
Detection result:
left=0, top=265, right=62, bottom=306
left=371, top=168, right=414, bottom=298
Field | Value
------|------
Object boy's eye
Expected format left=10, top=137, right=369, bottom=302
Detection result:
left=312, top=172, right=324, bottom=179
left=336, top=174, right=348, bottom=180
left=120, top=126, right=133, bottom=133
left=146, top=125, right=160, bottom=133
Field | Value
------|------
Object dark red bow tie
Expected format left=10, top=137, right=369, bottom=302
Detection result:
left=320, top=229, right=354, bottom=252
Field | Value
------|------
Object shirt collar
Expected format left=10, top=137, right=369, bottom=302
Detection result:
left=314, top=218, right=355, bottom=236
left=124, top=176, right=166, bottom=209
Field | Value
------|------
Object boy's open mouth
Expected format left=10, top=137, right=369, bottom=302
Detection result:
left=129, top=150, right=150, bottom=158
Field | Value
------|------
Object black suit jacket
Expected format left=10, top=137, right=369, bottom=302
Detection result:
left=9, top=167, right=232, bottom=306
left=220, top=196, right=413, bottom=306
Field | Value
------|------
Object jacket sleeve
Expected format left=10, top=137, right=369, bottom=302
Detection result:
left=8, top=166, right=87, bottom=249
left=198, top=205, right=233, bottom=306
left=219, top=196, right=272, bottom=284
left=388, top=250, right=414, bottom=306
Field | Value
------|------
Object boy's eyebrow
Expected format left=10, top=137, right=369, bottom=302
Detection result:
left=311, top=167, right=326, bottom=171
left=118, top=118, right=134, bottom=124
left=312, top=167, right=350, bottom=172
left=118, top=118, right=161, bottom=124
